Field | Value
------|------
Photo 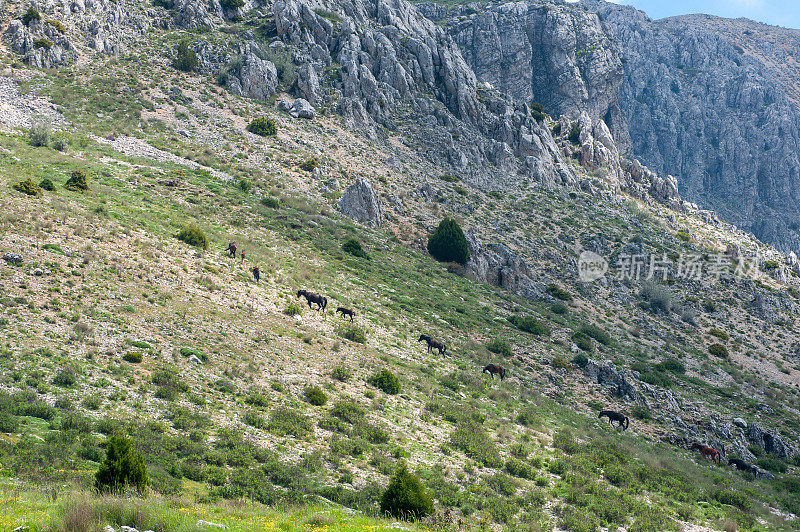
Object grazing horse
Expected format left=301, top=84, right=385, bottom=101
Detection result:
left=336, top=307, right=355, bottom=321
left=690, top=443, right=721, bottom=464
left=297, top=289, right=327, bottom=312
left=225, top=242, right=237, bottom=258
left=418, top=334, right=446, bottom=355
left=482, top=364, right=506, bottom=381
left=598, top=410, right=629, bottom=430
left=251, top=266, right=260, bottom=283
left=728, top=458, right=758, bottom=475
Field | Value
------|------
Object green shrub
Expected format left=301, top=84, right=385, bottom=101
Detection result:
left=337, top=323, right=366, bottom=344
left=39, top=178, right=55, bottom=191
left=220, top=0, right=244, bottom=9
left=551, top=356, right=570, bottom=370
left=676, top=231, right=691, bottom=242
left=552, top=430, right=580, bottom=454
left=304, top=385, right=327, bottom=406
left=299, top=158, right=320, bottom=172
left=505, top=458, right=536, bottom=480
left=640, top=281, right=673, bottom=313
left=173, top=40, right=198, bottom=72
left=568, top=123, right=581, bottom=145
left=283, top=302, right=302, bottom=316
left=247, top=117, right=277, bottom=137
left=572, top=332, right=593, bottom=352
left=331, top=366, right=351, bottom=382
left=655, top=357, right=685, bottom=374
left=0, top=412, right=20, bottom=433
left=243, top=410, right=266, bottom=429
left=261, top=196, right=280, bottom=208
left=64, top=170, right=89, bottom=191
left=486, top=339, right=513, bottom=357
left=52, top=368, right=77, bottom=387
left=579, top=324, right=612, bottom=345
left=509, top=315, right=550, bottom=336
left=708, top=343, right=729, bottom=358
left=450, top=422, right=502, bottom=468
left=547, top=283, right=573, bottom=302
left=516, top=407, right=541, bottom=428
left=123, top=352, right=143, bottom=363
left=22, top=7, right=40, bottom=25
left=180, top=346, right=208, bottom=362
left=764, top=260, right=780, bottom=270
left=709, top=489, right=751, bottom=511
left=427, top=218, right=470, bottom=265
left=342, top=239, right=370, bottom=259
left=330, top=400, right=365, bottom=424
left=552, top=121, right=562, bottom=136
left=631, top=405, right=651, bottom=420
left=95, top=435, right=148, bottom=494
left=13, top=178, right=42, bottom=197
left=756, top=456, right=788, bottom=473
left=33, top=38, right=52, bottom=49
left=572, top=353, right=589, bottom=368
left=380, top=464, right=433, bottom=520
left=28, top=116, right=51, bottom=147
left=267, top=407, right=312, bottom=439
left=550, top=302, right=568, bottom=314
left=313, top=8, right=342, bottom=22
left=368, top=369, right=400, bottom=395
left=708, top=328, right=729, bottom=341
left=176, top=223, right=208, bottom=249
left=46, top=19, right=65, bottom=33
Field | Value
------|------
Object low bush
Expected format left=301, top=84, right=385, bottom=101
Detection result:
left=505, top=458, right=536, bottom=480
left=299, top=158, right=320, bottom=172
left=330, top=400, right=365, bottom=424
left=283, top=302, right=302, bottom=316
left=655, top=357, right=685, bottom=374
left=22, top=6, right=41, bottom=25
left=337, top=323, right=366, bottom=344
left=579, top=324, right=612, bottom=345
left=261, top=196, right=280, bottom=208
left=95, top=435, right=148, bottom=494
left=52, top=367, right=77, bottom=387
left=708, top=328, right=729, bottom=341
left=243, top=410, right=266, bottom=429
left=331, top=366, right=351, bottom=382
left=486, top=339, right=513, bottom=357
left=509, top=315, right=550, bottom=336
left=33, top=38, right=52, bottom=49
left=342, top=239, right=370, bottom=259
left=123, top=352, right=143, bottom=363
left=247, top=117, right=277, bottom=137
left=756, top=456, right=788, bottom=473
left=708, top=343, right=729, bottom=358
left=572, top=353, right=589, bottom=368
left=173, top=40, right=198, bottom=72
left=568, top=123, right=581, bottom=145
left=28, top=116, right=50, bottom=147
left=176, top=223, right=208, bottom=250
left=450, top=422, right=502, bottom=468
left=0, top=412, right=19, bottom=433
left=39, top=178, right=55, bottom=191
left=572, top=332, right=593, bottom=352
left=547, top=283, right=573, bottom=302
left=13, top=178, right=42, bottom=196
left=304, top=385, right=328, bottom=406
left=368, top=369, right=400, bottom=395
left=380, top=465, right=434, bottom=520
left=179, top=346, right=208, bottom=362
left=631, top=405, right=651, bottom=420
left=64, top=170, right=89, bottom=191
left=268, top=407, right=313, bottom=439
left=550, top=302, right=568, bottom=314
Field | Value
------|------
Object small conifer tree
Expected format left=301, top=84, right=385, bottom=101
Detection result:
left=95, top=435, right=148, bottom=494
left=427, top=217, right=470, bottom=265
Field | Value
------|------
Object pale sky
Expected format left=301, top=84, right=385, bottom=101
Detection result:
left=604, top=0, right=800, bottom=29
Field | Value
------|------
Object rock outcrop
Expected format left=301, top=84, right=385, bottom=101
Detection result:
left=582, top=358, right=638, bottom=403
left=464, top=231, right=545, bottom=300
left=337, top=178, right=383, bottom=228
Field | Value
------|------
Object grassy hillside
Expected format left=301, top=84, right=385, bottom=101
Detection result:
left=1, top=9, right=800, bottom=532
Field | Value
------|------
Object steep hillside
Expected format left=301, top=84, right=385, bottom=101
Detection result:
left=2, top=0, right=800, bottom=530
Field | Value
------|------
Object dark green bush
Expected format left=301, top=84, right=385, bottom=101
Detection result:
left=655, top=357, right=685, bottom=374
left=243, top=410, right=266, bottom=429
left=0, top=412, right=19, bottom=433
left=550, top=302, right=568, bottom=314
left=64, top=170, right=89, bottom=191
left=450, top=422, right=502, bottom=468
left=28, top=117, right=51, bottom=147
left=173, top=40, right=198, bottom=72
left=568, top=123, right=581, bottom=145
left=631, top=405, right=651, bottom=420
left=39, top=178, right=55, bottom=191
left=331, top=366, right=351, bottom=382
left=572, top=353, right=589, bottom=368
left=52, top=368, right=77, bottom=387
left=708, top=328, right=729, bottom=341
left=708, top=343, right=729, bottom=358
left=505, top=458, right=536, bottom=480
left=176, top=223, right=208, bottom=249
left=13, top=178, right=42, bottom=197
left=304, top=385, right=327, bottom=406
left=427, top=218, right=470, bottom=265
left=337, top=323, right=366, bottom=344
left=33, top=38, right=52, bottom=49
left=299, top=158, right=320, bottom=172
left=330, top=400, right=365, bottom=424
left=123, top=352, right=143, bottom=363
left=342, top=239, right=370, bottom=259
left=180, top=346, right=208, bottom=362
left=380, top=464, right=433, bottom=520
left=486, top=339, right=512, bottom=357
left=756, top=456, right=788, bottom=473
left=368, top=369, right=400, bottom=395
left=267, top=407, right=312, bottom=439
left=261, top=196, right=280, bottom=208
left=247, top=117, right=277, bottom=137
left=572, top=332, right=593, bottom=352
left=547, top=283, right=573, bottom=302
left=220, top=0, right=244, bottom=9
left=95, top=435, right=148, bottom=494
left=22, top=7, right=40, bottom=25
left=509, top=315, right=550, bottom=336
left=579, top=324, right=612, bottom=345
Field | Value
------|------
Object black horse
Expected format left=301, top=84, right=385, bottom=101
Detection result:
left=728, top=458, right=758, bottom=475
left=252, top=266, right=260, bottom=283
left=598, top=410, right=629, bottom=430
left=336, top=307, right=355, bottom=321
left=483, top=364, right=506, bottom=381
left=297, top=289, right=327, bottom=312
left=225, top=242, right=237, bottom=258
left=418, top=334, right=446, bottom=355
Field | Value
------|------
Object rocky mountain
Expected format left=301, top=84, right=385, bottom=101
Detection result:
left=585, top=0, right=800, bottom=253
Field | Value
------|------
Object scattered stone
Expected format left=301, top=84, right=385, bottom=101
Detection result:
left=121, top=526, right=139, bottom=532
left=2, top=253, right=23, bottom=265
left=732, top=417, right=748, bottom=429
left=289, top=98, right=315, bottom=119
left=337, top=178, right=383, bottom=227
left=103, top=526, right=115, bottom=532
left=197, top=520, right=228, bottom=529
left=188, top=355, right=203, bottom=365
left=31, top=268, right=44, bottom=276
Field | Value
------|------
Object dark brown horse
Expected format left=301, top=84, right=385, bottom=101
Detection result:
left=336, top=307, right=355, bottom=321
left=297, top=289, right=327, bottom=312
left=418, top=334, right=446, bottom=355
left=728, top=458, right=758, bottom=475
left=598, top=410, right=629, bottom=430
left=482, top=364, right=506, bottom=381
left=225, top=242, right=237, bottom=258
left=251, top=266, right=260, bottom=283
left=690, top=443, right=721, bottom=464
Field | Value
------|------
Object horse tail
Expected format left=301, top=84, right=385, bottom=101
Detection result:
left=624, top=416, right=629, bottom=431
left=322, top=297, right=327, bottom=311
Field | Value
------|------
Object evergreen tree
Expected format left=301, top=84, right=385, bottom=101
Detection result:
left=380, top=464, right=433, bottom=520
left=95, top=435, right=148, bottom=494
left=173, top=41, right=198, bottom=72
left=427, top=217, right=470, bottom=265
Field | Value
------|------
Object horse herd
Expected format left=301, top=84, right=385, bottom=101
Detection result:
left=228, top=244, right=758, bottom=476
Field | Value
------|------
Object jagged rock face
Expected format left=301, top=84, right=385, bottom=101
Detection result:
left=5, top=20, right=78, bottom=68
left=225, top=49, right=279, bottom=102
left=337, top=177, right=383, bottom=227
left=588, top=1, right=800, bottom=252
left=464, top=230, right=545, bottom=299
left=746, top=423, right=797, bottom=459
left=582, top=358, right=638, bottom=403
